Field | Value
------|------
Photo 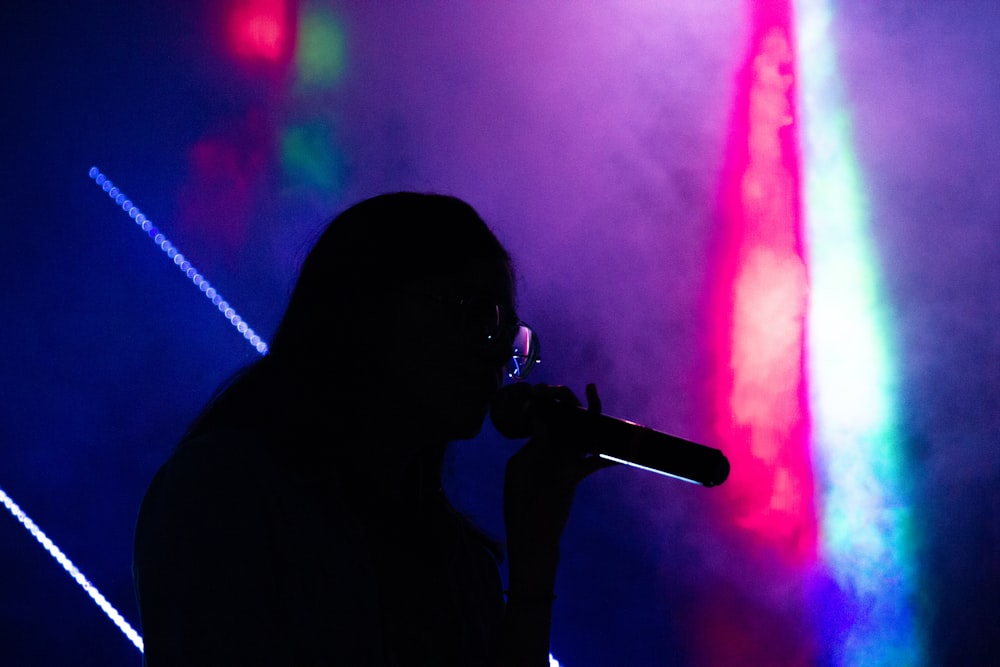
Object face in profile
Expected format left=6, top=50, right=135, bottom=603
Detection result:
left=388, top=261, right=517, bottom=442
left=274, top=194, right=527, bottom=443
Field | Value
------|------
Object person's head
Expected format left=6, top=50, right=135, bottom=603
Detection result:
left=268, top=192, right=536, bottom=441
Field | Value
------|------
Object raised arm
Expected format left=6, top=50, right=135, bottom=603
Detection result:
left=499, top=384, right=613, bottom=666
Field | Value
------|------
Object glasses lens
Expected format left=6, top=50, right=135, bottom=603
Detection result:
left=507, top=324, right=540, bottom=379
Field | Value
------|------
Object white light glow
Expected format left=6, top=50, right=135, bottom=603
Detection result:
left=597, top=454, right=702, bottom=485
left=0, top=485, right=144, bottom=652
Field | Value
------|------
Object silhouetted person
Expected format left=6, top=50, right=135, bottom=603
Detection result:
left=133, top=193, right=608, bottom=666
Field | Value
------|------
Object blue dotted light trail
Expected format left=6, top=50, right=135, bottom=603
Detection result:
left=88, top=167, right=269, bottom=355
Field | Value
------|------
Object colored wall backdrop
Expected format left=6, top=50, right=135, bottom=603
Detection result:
left=2, top=1, right=998, bottom=665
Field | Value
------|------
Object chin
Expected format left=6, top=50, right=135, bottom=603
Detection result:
left=449, top=411, right=489, bottom=441
left=429, top=373, right=499, bottom=441
left=443, top=399, right=492, bottom=441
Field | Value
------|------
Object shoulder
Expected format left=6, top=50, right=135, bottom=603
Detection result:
left=143, top=430, right=277, bottom=516
left=171, top=429, right=276, bottom=486
left=133, top=431, right=281, bottom=565
left=135, top=427, right=357, bottom=554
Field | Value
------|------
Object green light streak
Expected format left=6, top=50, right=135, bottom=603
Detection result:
left=795, top=1, right=923, bottom=665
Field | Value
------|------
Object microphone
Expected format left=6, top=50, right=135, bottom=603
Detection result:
left=490, top=383, right=730, bottom=487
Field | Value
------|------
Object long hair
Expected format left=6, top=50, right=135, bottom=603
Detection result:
left=268, top=192, right=512, bottom=378
left=187, top=192, right=512, bottom=436
left=182, top=193, right=511, bottom=557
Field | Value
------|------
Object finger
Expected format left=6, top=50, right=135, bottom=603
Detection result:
left=585, top=383, right=601, bottom=414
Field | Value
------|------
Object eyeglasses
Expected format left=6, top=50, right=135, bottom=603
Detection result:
left=404, top=291, right=541, bottom=380
left=505, top=320, right=541, bottom=380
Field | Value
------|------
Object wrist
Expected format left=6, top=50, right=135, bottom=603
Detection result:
left=504, top=588, right=557, bottom=604
left=507, top=558, right=558, bottom=589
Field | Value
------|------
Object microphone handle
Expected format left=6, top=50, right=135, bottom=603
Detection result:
left=545, top=403, right=731, bottom=487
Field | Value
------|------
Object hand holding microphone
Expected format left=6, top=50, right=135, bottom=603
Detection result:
left=491, top=382, right=730, bottom=487
left=500, top=383, right=617, bottom=608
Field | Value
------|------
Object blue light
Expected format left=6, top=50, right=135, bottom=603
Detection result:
left=89, top=167, right=269, bottom=355
left=1, top=485, right=144, bottom=653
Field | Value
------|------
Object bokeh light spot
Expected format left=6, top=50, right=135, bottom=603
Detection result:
left=296, top=6, right=347, bottom=87
left=227, top=0, right=291, bottom=63
left=280, top=122, right=345, bottom=193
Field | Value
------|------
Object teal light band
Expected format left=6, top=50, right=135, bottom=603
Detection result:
left=795, top=1, right=923, bottom=664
